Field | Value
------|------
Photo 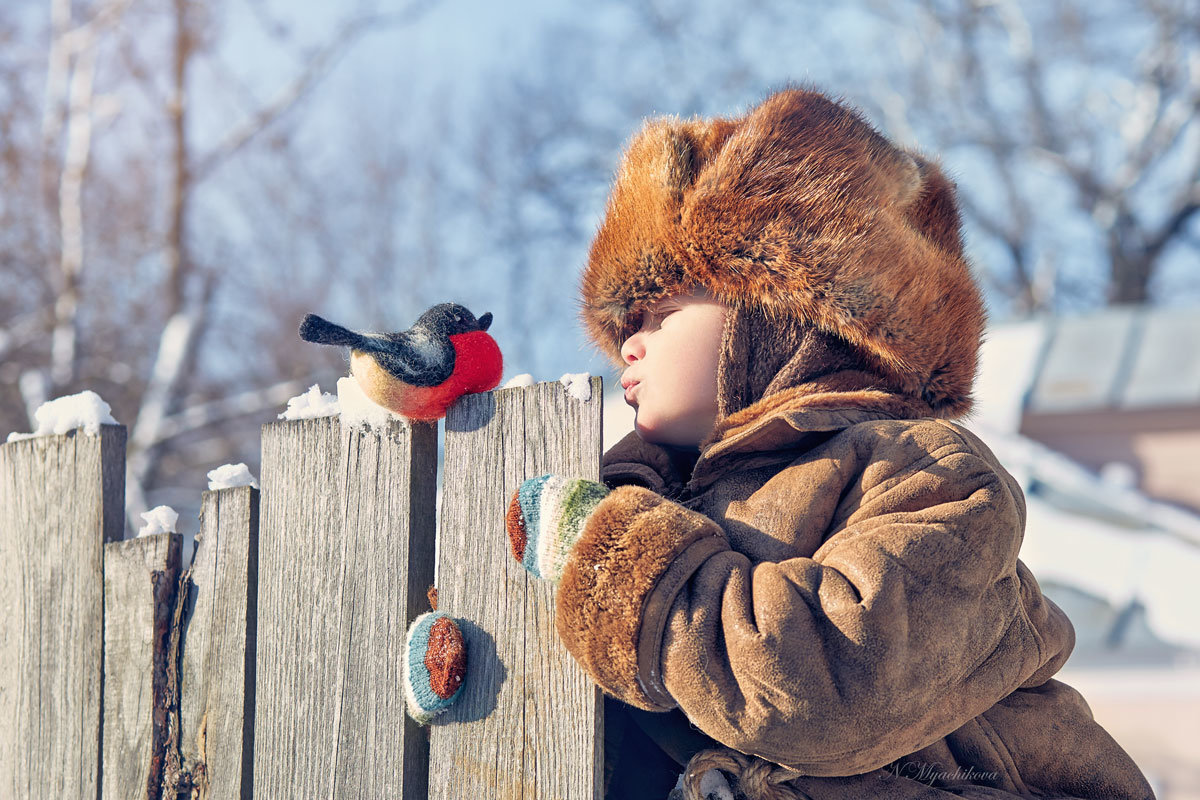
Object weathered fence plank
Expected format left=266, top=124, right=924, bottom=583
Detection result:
left=177, top=486, right=260, bottom=799
left=430, top=378, right=605, bottom=800
left=0, top=426, right=126, bottom=799
left=331, top=419, right=438, bottom=798
left=102, top=532, right=183, bottom=800
left=254, top=416, right=437, bottom=799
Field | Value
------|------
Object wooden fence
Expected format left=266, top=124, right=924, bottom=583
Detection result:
left=0, top=378, right=604, bottom=799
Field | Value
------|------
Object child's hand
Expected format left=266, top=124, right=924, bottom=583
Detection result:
left=505, top=474, right=610, bottom=583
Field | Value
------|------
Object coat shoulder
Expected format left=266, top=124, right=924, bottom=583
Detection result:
left=840, top=416, right=1007, bottom=471
left=826, top=417, right=1023, bottom=510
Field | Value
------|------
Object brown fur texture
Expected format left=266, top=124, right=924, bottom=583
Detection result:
left=580, top=85, right=986, bottom=418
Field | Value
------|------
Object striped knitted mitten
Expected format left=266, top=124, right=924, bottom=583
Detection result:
left=506, top=474, right=610, bottom=583
left=403, top=610, right=467, bottom=724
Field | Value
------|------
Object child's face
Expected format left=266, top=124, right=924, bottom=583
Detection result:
left=619, top=288, right=727, bottom=448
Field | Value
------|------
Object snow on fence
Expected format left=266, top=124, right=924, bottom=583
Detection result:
left=0, top=378, right=604, bottom=800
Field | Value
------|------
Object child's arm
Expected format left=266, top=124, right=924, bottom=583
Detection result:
left=506, top=428, right=1075, bottom=778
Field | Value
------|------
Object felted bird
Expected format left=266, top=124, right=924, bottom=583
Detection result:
left=299, top=303, right=503, bottom=421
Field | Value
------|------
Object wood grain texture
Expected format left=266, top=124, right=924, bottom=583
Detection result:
left=430, top=378, right=605, bottom=800
left=254, top=416, right=437, bottom=799
left=102, top=532, right=183, bottom=800
left=0, top=425, right=126, bottom=799
left=177, top=486, right=259, bottom=799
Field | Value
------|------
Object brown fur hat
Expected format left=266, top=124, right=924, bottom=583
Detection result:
left=579, top=85, right=986, bottom=418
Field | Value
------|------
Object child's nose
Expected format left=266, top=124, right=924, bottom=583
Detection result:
left=620, top=332, right=644, bottom=364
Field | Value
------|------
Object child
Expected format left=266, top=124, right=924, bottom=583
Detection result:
left=504, top=86, right=1154, bottom=799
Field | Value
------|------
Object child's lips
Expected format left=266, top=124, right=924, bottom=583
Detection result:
left=623, top=381, right=640, bottom=404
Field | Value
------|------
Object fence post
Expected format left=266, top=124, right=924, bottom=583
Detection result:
left=174, top=485, right=260, bottom=798
left=254, top=416, right=437, bottom=799
left=102, top=532, right=183, bottom=800
left=430, top=378, right=605, bottom=799
left=0, top=425, right=126, bottom=798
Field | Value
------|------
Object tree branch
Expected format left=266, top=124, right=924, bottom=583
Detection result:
left=191, top=3, right=434, bottom=182
left=153, top=377, right=315, bottom=442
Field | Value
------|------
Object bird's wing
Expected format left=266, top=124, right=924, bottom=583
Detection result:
left=370, top=329, right=456, bottom=387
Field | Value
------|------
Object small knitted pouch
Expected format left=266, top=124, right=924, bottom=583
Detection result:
left=403, top=610, right=467, bottom=724
left=506, top=474, right=610, bottom=583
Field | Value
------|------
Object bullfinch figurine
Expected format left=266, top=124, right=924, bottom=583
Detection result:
left=299, top=302, right=503, bottom=421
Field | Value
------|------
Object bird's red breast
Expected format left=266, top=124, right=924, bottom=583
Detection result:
left=365, top=330, right=502, bottom=421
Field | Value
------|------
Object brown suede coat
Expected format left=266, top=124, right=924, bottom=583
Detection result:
left=554, top=387, right=1154, bottom=799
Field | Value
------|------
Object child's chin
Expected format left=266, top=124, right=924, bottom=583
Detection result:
left=633, top=417, right=663, bottom=444
left=634, top=418, right=694, bottom=448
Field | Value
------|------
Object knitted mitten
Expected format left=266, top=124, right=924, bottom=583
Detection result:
left=506, top=474, right=610, bottom=583
left=403, top=610, right=467, bottom=724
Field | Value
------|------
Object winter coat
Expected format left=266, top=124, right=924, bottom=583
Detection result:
left=555, top=386, right=1157, bottom=800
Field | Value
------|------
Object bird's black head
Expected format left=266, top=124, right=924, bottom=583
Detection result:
left=416, top=303, right=493, bottom=336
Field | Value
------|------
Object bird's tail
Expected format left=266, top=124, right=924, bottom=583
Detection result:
left=299, top=314, right=368, bottom=349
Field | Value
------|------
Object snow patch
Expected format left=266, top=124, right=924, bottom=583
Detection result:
left=337, top=376, right=401, bottom=430
left=278, top=384, right=339, bottom=420
left=559, top=372, right=592, bottom=402
left=502, top=373, right=535, bottom=389
left=207, top=463, right=259, bottom=490
left=6, top=390, right=118, bottom=442
left=137, top=505, right=178, bottom=537
left=1019, top=493, right=1200, bottom=648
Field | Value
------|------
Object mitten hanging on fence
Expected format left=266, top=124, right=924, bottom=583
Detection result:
left=403, top=609, right=468, bottom=725
left=506, top=474, right=610, bottom=583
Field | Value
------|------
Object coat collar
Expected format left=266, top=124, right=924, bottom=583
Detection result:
left=690, top=383, right=934, bottom=489
left=603, top=378, right=937, bottom=496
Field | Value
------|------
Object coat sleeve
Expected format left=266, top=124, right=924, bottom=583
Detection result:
left=553, top=445, right=1076, bottom=778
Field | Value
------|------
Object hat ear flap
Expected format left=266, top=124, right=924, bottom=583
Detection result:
left=896, top=155, right=965, bottom=258
left=886, top=150, right=923, bottom=210
left=661, top=128, right=697, bottom=199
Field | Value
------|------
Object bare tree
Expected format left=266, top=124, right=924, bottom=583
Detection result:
left=859, top=0, right=1200, bottom=312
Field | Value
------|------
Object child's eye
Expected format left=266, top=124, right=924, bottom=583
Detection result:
left=638, top=305, right=677, bottom=332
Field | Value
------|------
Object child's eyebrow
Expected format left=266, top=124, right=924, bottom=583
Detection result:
left=629, top=297, right=681, bottom=329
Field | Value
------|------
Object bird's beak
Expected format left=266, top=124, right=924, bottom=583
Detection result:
left=478, top=312, right=493, bottom=332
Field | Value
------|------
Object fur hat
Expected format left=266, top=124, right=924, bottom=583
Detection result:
left=579, top=85, right=985, bottom=418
